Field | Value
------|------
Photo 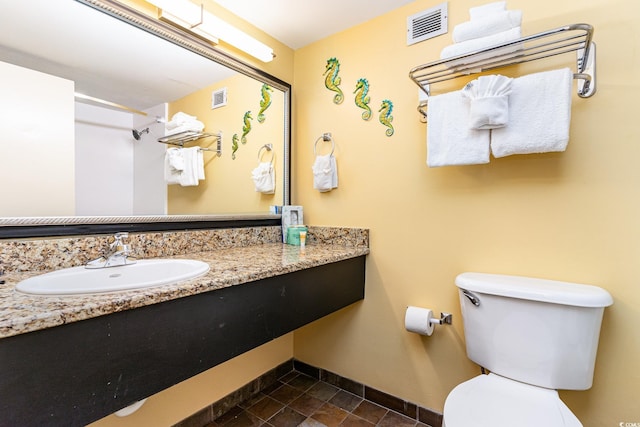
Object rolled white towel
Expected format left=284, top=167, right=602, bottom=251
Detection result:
left=441, top=27, right=522, bottom=61
left=453, top=10, right=522, bottom=43
left=469, top=1, right=506, bottom=20
left=462, top=75, right=513, bottom=129
left=165, top=112, right=198, bottom=130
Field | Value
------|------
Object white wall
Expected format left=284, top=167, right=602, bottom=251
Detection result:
left=75, top=103, right=135, bottom=216
left=0, top=60, right=75, bottom=216
left=133, top=104, right=167, bottom=215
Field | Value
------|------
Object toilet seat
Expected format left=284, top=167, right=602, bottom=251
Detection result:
left=443, top=373, right=582, bottom=427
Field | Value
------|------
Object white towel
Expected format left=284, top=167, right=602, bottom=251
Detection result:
left=252, top=162, right=275, bottom=194
left=197, top=149, right=205, bottom=181
left=179, top=147, right=203, bottom=186
left=165, top=112, right=198, bottom=130
left=164, top=148, right=183, bottom=185
left=165, top=122, right=205, bottom=136
left=441, top=27, right=522, bottom=61
left=312, top=154, right=338, bottom=192
left=453, top=10, right=522, bottom=43
left=491, top=68, right=573, bottom=158
left=427, top=90, right=490, bottom=167
left=462, top=75, right=513, bottom=129
left=469, top=1, right=506, bottom=20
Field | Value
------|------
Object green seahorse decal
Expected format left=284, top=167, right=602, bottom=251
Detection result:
left=378, top=99, right=394, bottom=137
left=323, top=57, right=344, bottom=104
left=241, top=111, right=253, bottom=144
left=231, top=134, right=239, bottom=160
left=353, top=78, right=372, bottom=121
left=257, top=84, right=273, bottom=123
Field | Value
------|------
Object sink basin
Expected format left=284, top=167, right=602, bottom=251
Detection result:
left=15, top=259, right=210, bottom=296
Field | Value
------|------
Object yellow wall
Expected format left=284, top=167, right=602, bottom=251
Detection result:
left=292, top=0, right=640, bottom=425
left=167, top=74, right=285, bottom=214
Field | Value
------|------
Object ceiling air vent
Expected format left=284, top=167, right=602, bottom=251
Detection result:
left=407, top=3, right=448, bottom=46
left=211, top=87, right=227, bottom=109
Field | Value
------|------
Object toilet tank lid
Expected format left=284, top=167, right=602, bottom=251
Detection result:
left=455, top=273, right=613, bottom=307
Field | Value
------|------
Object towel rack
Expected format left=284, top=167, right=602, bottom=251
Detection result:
left=409, top=23, right=596, bottom=120
left=158, top=131, right=222, bottom=157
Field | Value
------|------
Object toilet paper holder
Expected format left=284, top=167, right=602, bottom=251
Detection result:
left=432, top=312, right=453, bottom=325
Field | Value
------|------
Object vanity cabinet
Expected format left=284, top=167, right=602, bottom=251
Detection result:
left=0, top=256, right=365, bottom=426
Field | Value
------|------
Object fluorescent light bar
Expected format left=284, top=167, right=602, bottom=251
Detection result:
left=146, top=0, right=273, bottom=62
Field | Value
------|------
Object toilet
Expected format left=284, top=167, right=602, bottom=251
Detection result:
left=443, top=272, right=613, bottom=427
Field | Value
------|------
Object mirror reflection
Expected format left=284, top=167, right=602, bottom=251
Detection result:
left=0, top=0, right=288, bottom=219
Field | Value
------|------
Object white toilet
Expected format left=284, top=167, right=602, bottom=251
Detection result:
left=443, top=272, right=613, bottom=427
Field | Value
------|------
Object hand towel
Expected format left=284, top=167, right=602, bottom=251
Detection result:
left=469, top=1, right=506, bottom=20
left=462, top=75, right=513, bottom=129
left=491, top=68, right=573, bottom=157
left=164, top=148, right=183, bottom=185
left=312, top=154, right=338, bottom=192
left=197, top=149, right=205, bottom=181
left=178, top=147, right=202, bottom=186
left=427, top=90, right=491, bottom=167
left=441, top=27, right=522, bottom=61
left=251, top=162, right=275, bottom=194
left=453, top=10, right=522, bottom=43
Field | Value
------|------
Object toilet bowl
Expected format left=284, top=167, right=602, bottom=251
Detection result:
left=443, top=373, right=581, bottom=427
left=442, top=272, right=613, bottom=426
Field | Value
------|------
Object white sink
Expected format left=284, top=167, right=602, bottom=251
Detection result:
left=15, top=259, right=210, bottom=296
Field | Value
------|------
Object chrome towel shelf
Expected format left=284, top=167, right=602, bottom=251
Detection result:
left=409, top=23, right=596, bottom=120
left=158, top=131, right=222, bottom=156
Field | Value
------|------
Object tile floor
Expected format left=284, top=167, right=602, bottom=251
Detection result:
left=207, top=371, right=432, bottom=427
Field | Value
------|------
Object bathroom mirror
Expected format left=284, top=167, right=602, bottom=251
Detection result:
left=0, top=0, right=290, bottom=238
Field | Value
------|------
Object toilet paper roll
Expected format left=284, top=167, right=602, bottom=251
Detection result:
left=405, top=306, right=435, bottom=336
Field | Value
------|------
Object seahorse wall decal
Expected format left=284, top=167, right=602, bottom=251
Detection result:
left=353, top=78, right=372, bottom=121
left=323, top=57, right=344, bottom=104
left=257, top=84, right=272, bottom=123
left=378, top=99, right=394, bottom=137
left=241, top=111, right=253, bottom=143
left=231, top=134, right=239, bottom=160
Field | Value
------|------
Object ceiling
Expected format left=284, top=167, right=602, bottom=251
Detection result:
left=211, top=0, right=416, bottom=49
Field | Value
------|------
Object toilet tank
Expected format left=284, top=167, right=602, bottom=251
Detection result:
left=455, top=272, right=613, bottom=390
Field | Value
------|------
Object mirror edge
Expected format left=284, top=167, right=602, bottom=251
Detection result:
left=0, top=0, right=291, bottom=239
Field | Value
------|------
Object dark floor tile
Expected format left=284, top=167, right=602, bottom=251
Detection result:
left=310, top=402, right=349, bottom=427
left=247, top=396, right=285, bottom=421
left=219, top=410, right=263, bottom=427
left=321, top=372, right=364, bottom=398
left=286, top=373, right=318, bottom=392
left=306, top=382, right=339, bottom=402
left=293, top=360, right=321, bottom=379
left=239, top=393, right=268, bottom=410
left=377, top=411, right=417, bottom=427
left=267, top=406, right=307, bottom=426
left=338, top=414, right=375, bottom=427
left=328, top=391, right=362, bottom=412
left=298, top=419, right=326, bottom=427
left=215, top=406, right=244, bottom=425
left=351, top=401, right=387, bottom=425
left=278, top=371, right=299, bottom=384
left=268, top=384, right=304, bottom=405
left=288, top=393, right=325, bottom=417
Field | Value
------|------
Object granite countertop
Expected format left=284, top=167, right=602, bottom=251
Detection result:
left=0, top=242, right=369, bottom=339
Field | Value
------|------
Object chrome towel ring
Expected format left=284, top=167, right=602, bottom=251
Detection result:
left=314, top=132, right=335, bottom=156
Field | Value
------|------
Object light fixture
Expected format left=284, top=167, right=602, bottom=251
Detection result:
left=146, top=0, right=274, bottom=62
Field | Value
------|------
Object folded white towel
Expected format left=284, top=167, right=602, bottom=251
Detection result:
left=453, top=10, right=522, bottom=43
left=165, top=122, right=205, bottom=136
left=491, top=68, right=573, bottom=157
left=427, top=90, right=491, bottom=167
left=469, top=1, right=506, bottom=20
left=312, top=154, right=338, bottom=192
left=197, top=149, right=205, bottom=181
left=165, top=112, right=198, bottom=130
left=252, top=162, right=275, bottom=194
left=164, top=148, right=183, bottom=185
left=441, top=27, right=522, bottom=61
left=462, top=75, right=513, bottom=129
left=179, top=147, right=203, bottom=186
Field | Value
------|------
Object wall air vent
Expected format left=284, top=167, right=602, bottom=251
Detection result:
left=407, top=3, right=448, bottom=46
left=211, top=87, right=227, bottom=109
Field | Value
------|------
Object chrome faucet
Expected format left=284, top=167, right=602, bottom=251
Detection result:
left=86, top=232, right=137, bottom=269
